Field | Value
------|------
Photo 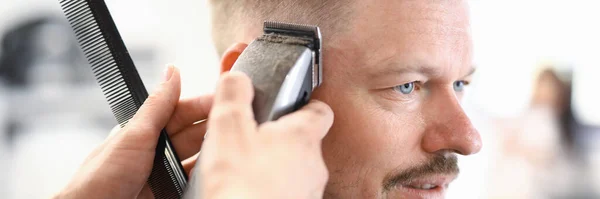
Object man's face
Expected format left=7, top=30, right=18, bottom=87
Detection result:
left=312, top=1, right=482, bottom=198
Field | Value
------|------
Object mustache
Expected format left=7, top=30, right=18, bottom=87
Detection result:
left=383, top=154, right=459, bottom=191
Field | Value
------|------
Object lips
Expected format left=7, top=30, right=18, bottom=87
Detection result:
left=393, top=175, right=456, bottom=199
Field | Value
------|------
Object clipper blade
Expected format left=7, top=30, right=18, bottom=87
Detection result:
left=264, top=21, right=320, bottom=39
left=263, top=21, right=323, bottom=88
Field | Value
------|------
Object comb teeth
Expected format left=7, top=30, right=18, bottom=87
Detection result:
left=60, top=0, right=135, bottom=125
left=59, top=0, right=187, bottom=198
left=264, top=21, right=320, bottom=38
left=264, top=21, right=318, bottom=32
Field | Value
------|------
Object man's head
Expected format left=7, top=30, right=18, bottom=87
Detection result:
left=532, top=69, right=568, bottom=112
left=209, top=0, right=482, bottom=198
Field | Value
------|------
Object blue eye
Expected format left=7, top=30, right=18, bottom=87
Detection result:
left=394, top=82, right=415, bottom=94
left=453, top=81, right=467, bottom=92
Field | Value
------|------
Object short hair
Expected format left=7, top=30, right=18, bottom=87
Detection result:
left=208, top=0, right=354, bottom=56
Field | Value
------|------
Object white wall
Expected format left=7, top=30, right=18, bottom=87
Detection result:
left=469, top=0, right=600, bottom=123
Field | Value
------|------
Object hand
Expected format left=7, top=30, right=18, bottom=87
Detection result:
left=54, top=65, right=213, bottom=199
left=196, top=72, right=334, bottom=199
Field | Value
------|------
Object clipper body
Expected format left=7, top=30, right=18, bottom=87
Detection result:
left=231, top=22, right=323, bottom=123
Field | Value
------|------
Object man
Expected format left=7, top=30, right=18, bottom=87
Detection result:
left=212, top=0, right=481, bottom=198
left=55, top=0, right=481, bottom=198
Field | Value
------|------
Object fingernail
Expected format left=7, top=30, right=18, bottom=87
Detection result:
left=163, top=64, right=174, bottom=82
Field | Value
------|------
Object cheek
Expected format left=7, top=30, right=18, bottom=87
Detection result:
left=370, top=94, right=427, bottom=152
left=314, top=82, right=427, bottom=195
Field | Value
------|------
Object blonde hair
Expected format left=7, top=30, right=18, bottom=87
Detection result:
left=208, top=0, right=354, bottom=56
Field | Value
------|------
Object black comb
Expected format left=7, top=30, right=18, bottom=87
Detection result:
left=58, top=0, right=187, bottom=198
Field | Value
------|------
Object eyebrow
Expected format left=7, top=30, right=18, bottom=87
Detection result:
left=462, top=67, right=477, bottom=78
left=368, top=63, right=477, bottom=79
left=367, top=64, right=440, bottom=79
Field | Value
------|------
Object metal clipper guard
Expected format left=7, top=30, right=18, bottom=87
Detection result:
left=182, top=22, right=322, bottom=198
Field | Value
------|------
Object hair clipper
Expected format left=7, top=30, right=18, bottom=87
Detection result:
left=231, top=21, right=323, bottom=123
left=182, top=21, right=323, bottom=198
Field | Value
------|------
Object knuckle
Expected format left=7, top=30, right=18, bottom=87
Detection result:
left=200, top=158, right=231, bottom=175
left=131, top=121, right=156, bottom=136
left=212, top=106, right=246, bottom=123
left=112, top=124, right=154, bottom=148
left=304, top=103, right=334, bottom=125
left=144, top=88, right=176, bottom=107
left=308, top=102, right=334, bottom=130
left=280, top=119, right=322, bottom=143
left=220, top=72, right=251, bottom=88
left=289, top=122, right=311, bottom=134
left=257, top=121, right=278, bottom=132
left=145, top=92, right=163, bottom=106
left=225, top=108, right=246, bottom=120
left=308, top=101, right=333, bottom=117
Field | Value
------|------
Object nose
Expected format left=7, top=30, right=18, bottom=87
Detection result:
left=421, top=92, right=482, bottom=155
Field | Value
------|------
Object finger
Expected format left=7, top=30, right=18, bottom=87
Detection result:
left=181, top=152, right=200, bottom=176
left=137, top=184, right=155, bottom=199
left=118, top=65, right=181, bottom=150
left=106, top=124, right=122, bottom=140
left=166, top=95, right=213, bottom=134
left=273, top=100, right=334, bottom=140
left=171, top=121, right=208, bottom=159
left=208, top=72, right=256, bottom=139
left=84, top=125, right=122, bottom=161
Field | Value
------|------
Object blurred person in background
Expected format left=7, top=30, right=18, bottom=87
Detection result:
left=531, top=69, right=576, bottom=155
left=489, top=67, right=599, bottom=198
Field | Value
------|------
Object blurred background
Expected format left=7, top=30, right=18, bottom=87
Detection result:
left=0, top=0, right=598, bottom=198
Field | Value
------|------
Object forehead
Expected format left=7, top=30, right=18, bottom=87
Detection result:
left=331, top=0, right=473, bottom=79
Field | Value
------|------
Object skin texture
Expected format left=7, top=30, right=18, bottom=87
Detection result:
left=221, top=0, right=482, bottom=198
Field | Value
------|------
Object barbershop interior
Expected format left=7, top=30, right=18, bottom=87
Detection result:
left=0, top=1, right=599, bottom=198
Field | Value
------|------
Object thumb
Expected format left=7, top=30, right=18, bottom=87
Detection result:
left=118, top=65, right=182, bottom=148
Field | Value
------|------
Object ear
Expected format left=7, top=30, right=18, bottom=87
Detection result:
left=220, top=43, right=248, bottom=74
